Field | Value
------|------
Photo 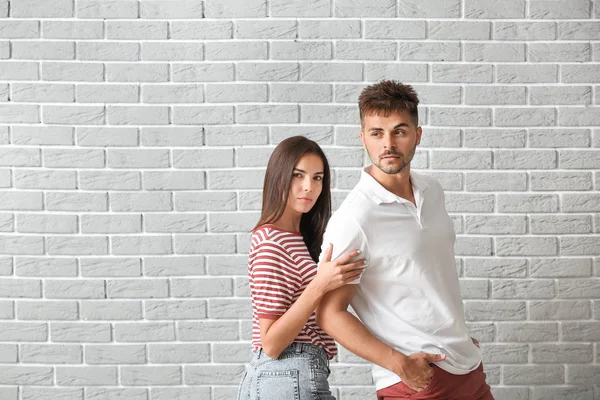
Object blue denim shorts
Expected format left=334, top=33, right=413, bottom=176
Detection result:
left=237, top=342, right=335, bottom=400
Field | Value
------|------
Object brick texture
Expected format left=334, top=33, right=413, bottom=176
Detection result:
left=0, top=1, right=598, bottom=399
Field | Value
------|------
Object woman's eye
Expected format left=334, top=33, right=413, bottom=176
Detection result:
left=293, top=173, right=302, bottom=178
left=314, top=176, right=323, bottom=181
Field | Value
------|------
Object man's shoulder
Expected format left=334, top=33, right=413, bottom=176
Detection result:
left=335, top=184, right=373, bottom=213
left=327, top=188, right=373, bottom=234
left=412, top=170, right=445, bottom=196
left=412, top=170, right=441, bottom=187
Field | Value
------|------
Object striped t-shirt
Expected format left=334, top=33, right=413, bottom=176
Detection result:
left=248, top=225, right=337, bottom=359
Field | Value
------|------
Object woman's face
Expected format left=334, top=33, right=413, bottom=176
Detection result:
left=286, top=153, right=324, bottom=215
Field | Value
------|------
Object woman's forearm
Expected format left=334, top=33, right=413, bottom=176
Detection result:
left=260, top=281, right=325, bottom=358
left=318, top=307, right=407, bottom=376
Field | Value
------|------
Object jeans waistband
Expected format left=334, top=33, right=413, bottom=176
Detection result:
left=259, top=342, right=329, bottom=365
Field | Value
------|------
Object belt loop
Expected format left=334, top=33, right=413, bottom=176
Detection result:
left=294, top=343, right=302, bottom=354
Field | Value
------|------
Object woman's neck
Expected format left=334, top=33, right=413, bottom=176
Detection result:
left=272, top=208, right=302, bottom=233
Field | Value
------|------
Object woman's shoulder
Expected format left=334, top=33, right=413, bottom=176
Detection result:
left=253, top=224, right=301, bottom=240
left=249, top=226, right=302, bottom=269
left=252, top=224, right=278, bottom=242
left=251, top=224, right=298, bottom=249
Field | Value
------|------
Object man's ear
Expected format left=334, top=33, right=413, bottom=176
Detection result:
left=416, top=126, right=422, bottom=146
left=359, top=130, right=365, bottom=147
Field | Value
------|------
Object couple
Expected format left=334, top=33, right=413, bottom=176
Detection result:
left=237, top=81, right=494, bottom=400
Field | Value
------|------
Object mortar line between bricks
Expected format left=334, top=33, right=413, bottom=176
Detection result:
left=91, top=17, right=600, bottom=22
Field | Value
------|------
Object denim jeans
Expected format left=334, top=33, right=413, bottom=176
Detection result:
left=237, top=342, right=336, bottom=400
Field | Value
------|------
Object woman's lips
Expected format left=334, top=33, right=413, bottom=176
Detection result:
left=298, top=197, right=313, bottom=202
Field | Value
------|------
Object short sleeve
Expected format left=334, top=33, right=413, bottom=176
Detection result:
left=249, top=239, right=298, bottom=319
left=319, top=214, right=370, bottom=284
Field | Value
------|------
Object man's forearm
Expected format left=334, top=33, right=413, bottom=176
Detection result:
left=319, top=309, right=407, bottom=376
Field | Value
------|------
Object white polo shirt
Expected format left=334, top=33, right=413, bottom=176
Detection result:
left=320, top=166, right=481, bottom=390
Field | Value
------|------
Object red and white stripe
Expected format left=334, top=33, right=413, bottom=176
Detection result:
left=248, top=225, right=337, bottom=359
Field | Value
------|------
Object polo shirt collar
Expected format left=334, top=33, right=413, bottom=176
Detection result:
left=358, top=166, right=430, bottom=205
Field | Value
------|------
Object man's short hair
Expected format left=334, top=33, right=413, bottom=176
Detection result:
left=358, top=80, right=420, bottom=128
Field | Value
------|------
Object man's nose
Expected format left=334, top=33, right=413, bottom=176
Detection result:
left=383, top=133, right=393, bottom=149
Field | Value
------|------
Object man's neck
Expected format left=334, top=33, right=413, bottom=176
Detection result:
left=367, top=165, right=415, bottom=204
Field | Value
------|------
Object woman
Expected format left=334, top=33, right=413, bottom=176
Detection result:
left=237, top=136, right=366, bottom=400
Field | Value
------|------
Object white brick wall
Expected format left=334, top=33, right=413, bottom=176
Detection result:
left=0, top=0, right=599, bottom=399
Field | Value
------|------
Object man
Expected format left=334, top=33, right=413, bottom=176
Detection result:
left=316, top=80, right=493, bottom=399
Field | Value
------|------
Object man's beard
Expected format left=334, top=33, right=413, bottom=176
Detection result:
left=368, top=143, right=417, bottom=175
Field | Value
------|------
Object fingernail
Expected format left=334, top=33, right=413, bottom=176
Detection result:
left=357, top=250, right=362, bottom=254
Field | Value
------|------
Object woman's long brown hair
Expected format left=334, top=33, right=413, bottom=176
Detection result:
left=253, top=136, right=331, bottom=263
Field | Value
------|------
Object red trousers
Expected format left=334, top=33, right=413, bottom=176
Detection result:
left=377, top=363, right=494, bottom=400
